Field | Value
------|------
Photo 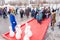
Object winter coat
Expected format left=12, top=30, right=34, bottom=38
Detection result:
left=36, top=11, right=43, bottom=21
left=31, top=9, right=35, bottom=17
left=9, top=13, right=17, bottom=32
left=51, top=12, right=56, bottom=24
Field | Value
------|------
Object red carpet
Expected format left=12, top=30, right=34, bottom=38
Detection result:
left=2, top=18, right=50, bottom=40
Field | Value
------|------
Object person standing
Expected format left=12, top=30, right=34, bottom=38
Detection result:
left=9, top=10, right=17, bottom=32
left=51, top=10, right=56, bottom=31
left=36, top=11, right=43, bottom=24
left=16, top=8, right=18, bottom=15
left=46, top=8, right=51, bottom=19
left=0, top=8, right=3, bottom=16
left=3, top=8, right=7, bottom=19
left=28, top=7, right=31, bottom=12
left=31, top=9, right=35, bottom=17
left=42, top=7, right=46, bottom=19
left=25, top=8, right=30, bottom=18
left=34, top=7, right=39, bottom=19
left=20, top=9, right=24, bottom=20
left=36, top=7, right=39, bottom=12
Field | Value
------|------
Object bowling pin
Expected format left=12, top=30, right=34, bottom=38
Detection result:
left=9, top=26, right=15, bottom=37
left=23, top=35, right=29, bottom=40
left=27, top=30, right=32, bottom=37
left=26, top=23, right=29, bottom=27
left=15, top=25, right=22, bottom=39
left=25, top=23, right=29, bottom=34
left=25, top=23, right=32, bottom=37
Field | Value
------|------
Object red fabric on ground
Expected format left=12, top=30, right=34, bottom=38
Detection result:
left=2, top=18, right=50, bottom=40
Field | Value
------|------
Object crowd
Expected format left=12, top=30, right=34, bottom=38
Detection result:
left=0, top=6, right=57, bottom=31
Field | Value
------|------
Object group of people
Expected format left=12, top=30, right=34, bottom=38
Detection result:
left=0, top=7, right=31, bottom=19
left=31, top=7, right=51, bottom=23
left=19, top=6, right=56, bottom=31
left=0, top=7, right=7, bottom=19
left=31, top=7, right=56, bottom=31
left=0, top=6, right=57, bottom=31
left=8, top=7, right=32, bottom=32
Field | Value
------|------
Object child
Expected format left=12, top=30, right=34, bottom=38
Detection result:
left=9, top=9, right=17, bottom=32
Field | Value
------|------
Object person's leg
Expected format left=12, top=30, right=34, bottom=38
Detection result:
left=12, top=24, right=15, bottom=32
left=43, top=14, right=45, bottom=20
left=59, top=24, right=60, bottom=29
left=51, top=23, right=54, bottom=31
left=39, top=19, right=42, bottom=24
left=3, top=15, right=5, bottom=19
left=51, top=22, right=52, bottom=26
left=37, top=20, right=42, bottom=24
left=34, top=14, right=36, bottom=19
left=57, top=24, right=60, bottom=29
left=27, top=15, right=28, bottom=18
left=37, top=19, right=39, bottom=23
left=27, top=15, right=29, bottom=18
left=21, top=14, right=23, bottom=21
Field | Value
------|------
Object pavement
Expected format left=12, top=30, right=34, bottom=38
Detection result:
left=0, top=12, right=60, bottom=40
left=0, top=14, right=32, bottom=40
left=45, top=12, right=60, bottom=40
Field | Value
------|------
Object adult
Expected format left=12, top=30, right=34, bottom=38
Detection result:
left=31, top=9, right=35, bottom=17
left=34, top=7, right=39, bottom=19
left=20, top=9, right=24, bottom=20
left=46, top=7, right=51, bottom=18
left=0, top=8, right=3, bottom=16
left=51, top=9, right=56, bottom=31
left=3, top=8, right=7, bottom=19
left=16, top=8, right=19, bottom=15
left=25, top=8, right=30, bottom=18
left=42, top=7, right=46, bottom=19
left=36, top=10, right=43, bottom=23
